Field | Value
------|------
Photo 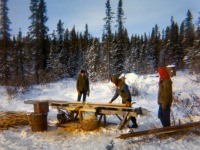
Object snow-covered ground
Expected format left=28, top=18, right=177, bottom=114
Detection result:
left=0, top=71, right=200, bottom=150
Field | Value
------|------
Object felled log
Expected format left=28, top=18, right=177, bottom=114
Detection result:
left=117, top=121, right=200, bottom=139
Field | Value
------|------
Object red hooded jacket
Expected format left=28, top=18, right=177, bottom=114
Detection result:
left=157, top=67, right=173, bottom=109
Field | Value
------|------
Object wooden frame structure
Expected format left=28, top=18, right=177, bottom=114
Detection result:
left=25, top=100, right=148, bottom=130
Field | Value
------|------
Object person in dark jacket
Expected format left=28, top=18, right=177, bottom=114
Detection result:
left=76, top=70, right=90, bottom=102
left=157, top=67, right=173, bottom=127
left=108, top=76, right=138, bottom=128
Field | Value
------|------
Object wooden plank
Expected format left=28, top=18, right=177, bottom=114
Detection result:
left=24, top=100, right=47, bottom=104
left=94, top=106, right=135, bottom=110
left=79, top=108, right=96, bottom=113
left=124, top=117, right=131, bottom=127
left=116, top=114, right=122, bottom=121
left=50, top=103, right=69, bottom=107
left=79, top=111, right=83, bottom=123
left=98, top=115, right=103, bottom=126
left=83, top=102, right=126, bottom=107
left=52, top=106, right=137, bottom=115
left=25, top=100, right=139, bottom=110
left=26, top=100, right=128, bottom=107
left=47, top=100, right=70, bottom=104
left=99, top=109, right=137, bottom=116
left=53, top=106, right=96, bottom=113
left=118, top=112, right=129, bottom=130
left=117, top=121, right=200, bottom=139
left=103, top=114, right=107, bottom=125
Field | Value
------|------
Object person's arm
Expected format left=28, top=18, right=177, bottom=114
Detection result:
left=109, top=89, right=119, bottom=103
left=157, top=80, right=162, bottom=105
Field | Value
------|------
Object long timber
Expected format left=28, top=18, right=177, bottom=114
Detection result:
left=117, top=121, right=200, bottom=139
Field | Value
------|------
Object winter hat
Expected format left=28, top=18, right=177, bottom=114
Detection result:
left=80, top=70, right=85, bottom=74
left=158, top=67, right=170, bottom=80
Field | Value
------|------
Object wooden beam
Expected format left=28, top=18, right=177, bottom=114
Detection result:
left=24, top=100, right=48, bottom=104
left=103, top=114, right=107, bottom=125
left=99, top=109, right=137, bottom=116
left=118, top=112, right=129, bottom=130
left=98, top=115, right=103, bottom=126
left=117, top=121, right=200, bottom=139
left=116, top=114, right=122, bottom=121
left=25, top=100, right=129, bottom=107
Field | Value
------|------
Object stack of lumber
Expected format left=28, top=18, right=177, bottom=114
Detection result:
left=0, top=111, right=31, bottom=131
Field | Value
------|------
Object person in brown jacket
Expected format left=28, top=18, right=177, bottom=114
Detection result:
left=76, top=70, right=90, bottom=102
left=108, top=76, right=138, bottom=128
left=157, top=67, right=173, bottom=127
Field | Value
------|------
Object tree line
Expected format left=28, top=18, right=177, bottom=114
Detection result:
left=0, top=0, right=200, bottom=86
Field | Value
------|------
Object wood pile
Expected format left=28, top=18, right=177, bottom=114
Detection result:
left=0, top=111, right=31, bottom=131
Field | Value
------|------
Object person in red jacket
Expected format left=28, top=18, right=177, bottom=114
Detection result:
left=157, top=67, right=173, bottom=127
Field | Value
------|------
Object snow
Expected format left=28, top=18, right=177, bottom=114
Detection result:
left=0, top=71, right=200, bottom=150
left=167, top=65, right=176, bottom=67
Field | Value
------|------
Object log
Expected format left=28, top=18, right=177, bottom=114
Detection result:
left=117, top=121, right=200, bottom=139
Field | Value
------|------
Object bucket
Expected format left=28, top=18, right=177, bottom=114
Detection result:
left=34, top=101, right=49, bottom=114
left=31, top=113, right=48, bottom=132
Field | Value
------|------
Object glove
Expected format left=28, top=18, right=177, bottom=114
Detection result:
left=125, top=100, right=131, bottom=107
left=87, top=91, right=90, bottom=97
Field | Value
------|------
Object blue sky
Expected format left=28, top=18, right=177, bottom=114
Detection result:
left=8, top=0, right=200, bottom=38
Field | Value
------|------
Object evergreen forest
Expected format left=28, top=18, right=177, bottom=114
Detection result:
left=0, top=0, right=200, bottom=86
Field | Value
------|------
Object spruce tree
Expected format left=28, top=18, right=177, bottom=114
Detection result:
left=148, top=25, right=161, bottom=72
left=197, top=12, right=200, bottom=45
left=87, top=38, right=100, bottom=82
left=130, top=34, right=140, bottom=73
left=113, top=0, right=127, bottom=75
left=47, top=30, right=57, bottom=71
left=82, top=24, right=90, bottom=69
left=68, top=26, right=79, bottom=77
left=184, top=9, right=195, bottom=48
left=16, top=29, right=25, bottom=81
left=56, top=19, right=64, bottom=53
left=169, top=17, right=179, bottom=65
left=103, top=0, right=114, bottom=79
left=0, top=0, right=11, bottom=85
left=28, top=0, right=39, bottom=39
left=60, top=29, right=70, bottom=72
left=37, top=0, right=49, bottom=70
left=28, top=0, right=49, bottom=84
left=177, top=21, right=185, bottom=69
left=23, top=34, right=33, bottom=83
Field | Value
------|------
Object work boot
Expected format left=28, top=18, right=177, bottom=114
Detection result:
left=131, top=123, right=138, bottom=128
left=130, top=117, right=138, bottom=128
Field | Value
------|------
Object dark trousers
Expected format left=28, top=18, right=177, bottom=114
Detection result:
left=158, top=105, right=171, bottom=127
left=77, top=91, right=87, bottom=102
